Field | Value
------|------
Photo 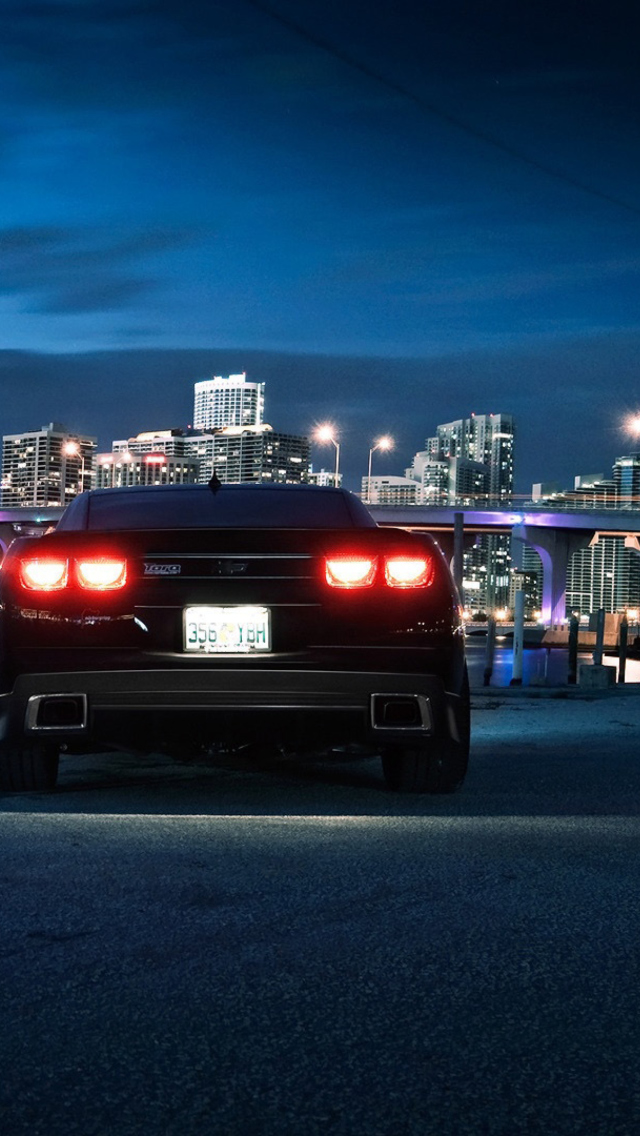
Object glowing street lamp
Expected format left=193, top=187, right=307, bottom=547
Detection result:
left=367, top=435, right=394, bottom=503
left=625, top=413, right=640, bottom=439
left=315, top=425, right=341, bottom=487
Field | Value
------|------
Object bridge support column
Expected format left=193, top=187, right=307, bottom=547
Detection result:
left=512, top=525, right=593, bottom=625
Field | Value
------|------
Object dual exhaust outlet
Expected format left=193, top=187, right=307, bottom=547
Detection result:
left=25, top=692, right=433, bottom=734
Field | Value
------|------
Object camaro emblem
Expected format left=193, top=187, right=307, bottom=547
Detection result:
left=144, top=563, right=181, bottom=575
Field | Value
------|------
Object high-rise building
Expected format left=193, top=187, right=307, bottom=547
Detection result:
left=187, top=426, right=309, bottom=484
left=95, top=451, right=200, bottom=488
left=193, top=372, right=265, bottom=430
left=111, top=425, right=310, bottom=485
left=308, top=468, right=343, bottom=488
left=406, top=412, right=515, bottom=611
left=430, top=413, right=515, bottom=505
left=406, top=452, right=487, bottom=505
left=1, top=423, right=96, bottom=508
left=360, top=476, right=418, bottom=506
left=613, top=453, right=640, bottom=508
left=528, top=454, right=640, bottom=615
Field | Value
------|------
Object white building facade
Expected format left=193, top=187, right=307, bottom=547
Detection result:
left=526, top=455, right=640, bottom=615
left=111, top=425, right=310, bottom=486
left=404, top=413, right=515, bottom=612
left=95, top=452, right=200, bottom=489
left=193, top=373, right=265, bottom=431
left=360, top=475, right=418, bottom=506
left=1, top=423, right=96, bottom=508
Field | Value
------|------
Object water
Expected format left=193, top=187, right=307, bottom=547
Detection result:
left=465, top=637, right=639, bottom=688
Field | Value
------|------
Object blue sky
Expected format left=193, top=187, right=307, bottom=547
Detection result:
left=1, top=0, right=639, bottom=492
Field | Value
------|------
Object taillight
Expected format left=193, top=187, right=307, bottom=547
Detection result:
left=76, top=559, right=127, bottom=590
left=325, top=556, right=377, bottom=588
left=19, top=558, right=68, bottom=591
left=384, top=557, right=434, bottom=588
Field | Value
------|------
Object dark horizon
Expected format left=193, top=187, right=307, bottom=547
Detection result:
left=3, top=333, right=640, bottom=495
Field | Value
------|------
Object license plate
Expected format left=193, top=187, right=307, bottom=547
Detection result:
left=183, top=606, right=271, bottom=653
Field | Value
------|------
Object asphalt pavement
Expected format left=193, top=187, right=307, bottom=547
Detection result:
left=1, top=687, right=639, bottom=1135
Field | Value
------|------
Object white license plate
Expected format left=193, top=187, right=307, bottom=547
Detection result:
left=183, top=606, right=271, bottom=653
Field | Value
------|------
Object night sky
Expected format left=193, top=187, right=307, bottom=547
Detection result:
left=1, top=0, right=639, bottom=495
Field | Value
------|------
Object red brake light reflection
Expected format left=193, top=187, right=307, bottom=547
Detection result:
left=76, top=559, right=127, bottom=590
left=19, top=558, right=68, bottom=591
left=385, top=556, right=433, bottom=588
left=325, top=556, right=377, bottom=588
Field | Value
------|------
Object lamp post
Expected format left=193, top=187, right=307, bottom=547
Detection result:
left=62, top=440, right=86, bottom=497
left=367, top=435, right=394, bottom=503
left=315, top=425, right=341, bottom=487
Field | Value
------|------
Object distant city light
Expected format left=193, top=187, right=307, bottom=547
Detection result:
left=366, top=435, right=395, bottom=502
left=314, top=425, right=340, bottom=487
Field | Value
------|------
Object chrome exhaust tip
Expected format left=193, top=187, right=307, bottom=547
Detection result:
left=25, top=694, right=88, bottom=732
left=370, top=694, right=432, bottom=732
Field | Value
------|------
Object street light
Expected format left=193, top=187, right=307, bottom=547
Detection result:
left=367, top=435, right=394, bottom=503
left=314, top=425, right=341, bottom=487
left=624, top=413, right=640, bottom=439
left=62, top=440, right=86, bottom=497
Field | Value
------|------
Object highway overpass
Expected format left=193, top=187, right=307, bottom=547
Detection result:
left=369, top=504, right=640, bottom=623
left=1, top=502, right=640, bottom=626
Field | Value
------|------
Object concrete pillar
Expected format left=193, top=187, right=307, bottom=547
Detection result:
left=512, top=524, right=593, bottom=625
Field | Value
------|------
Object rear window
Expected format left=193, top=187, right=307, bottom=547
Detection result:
left=59, top=484, right=376, bottom=531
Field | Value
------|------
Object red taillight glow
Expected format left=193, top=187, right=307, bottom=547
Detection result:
left=384, top=557, right=433, bottom=588
left=19, top=558, right=68, bottom=591
left=325, top=556, right=377, bottom=588
left=76, top=559, right=127, bottom=590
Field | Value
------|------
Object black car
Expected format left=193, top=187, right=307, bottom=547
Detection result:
left=0, top=482, right=469, bottom=794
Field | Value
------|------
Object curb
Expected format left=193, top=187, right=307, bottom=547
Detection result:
left=470, top=682, right=640, bottom=701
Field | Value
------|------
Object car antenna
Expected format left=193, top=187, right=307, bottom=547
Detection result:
left=208, top=471, right=223, bottom=494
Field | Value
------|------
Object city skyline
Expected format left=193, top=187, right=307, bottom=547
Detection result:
left=1, top=2, right=639, bottom=493
left=4, top=370, right=640, bottom=499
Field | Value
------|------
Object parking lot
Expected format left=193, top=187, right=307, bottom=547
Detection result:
left=1, top=689, right=639, bottom=1135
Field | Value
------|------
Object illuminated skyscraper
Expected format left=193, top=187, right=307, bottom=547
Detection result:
left=613, top=452, right=640, bottom=506
left=110, top=425, right=310, bottom=485
left=193, top=372, right=265, bottom=430
left=406, top=413, right=515, bottom=611
left=529, top=454, right=640, bottom=615
left=431, top=413, right=515, bottom=504
left=1, top=423, right=96, bottom=507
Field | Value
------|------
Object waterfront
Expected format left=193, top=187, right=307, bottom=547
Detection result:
left=465, top=635, right=640, bottom=689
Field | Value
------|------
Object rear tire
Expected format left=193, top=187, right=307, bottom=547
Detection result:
left=381, top=746, right=435, bottom=793
left=382, top=669, right=470, bottom=795
left=0, top=743, right=60, bottom=792
left=381, top=736, right=468, bottom=794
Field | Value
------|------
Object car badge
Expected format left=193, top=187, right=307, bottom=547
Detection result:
left=144, top=563, right=181, bottom=575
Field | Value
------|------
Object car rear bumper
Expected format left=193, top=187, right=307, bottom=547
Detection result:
left=0, top=667, right=465, bottom=754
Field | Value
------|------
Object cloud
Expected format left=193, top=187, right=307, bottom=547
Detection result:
left=0, top=224, right=202, bottom=314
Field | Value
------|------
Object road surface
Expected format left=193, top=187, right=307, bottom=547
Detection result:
left=1, top=688, right=639, bottom=1135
